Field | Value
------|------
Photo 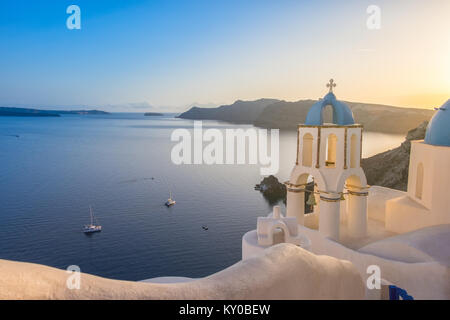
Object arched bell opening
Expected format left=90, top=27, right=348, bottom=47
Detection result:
left=325, top=133, right=337, bottom=168
left=302, top=133, right=314, bottom=167
left=350, top=134, right=358, bottom=168
left=286, top=173, right=320, bottom=229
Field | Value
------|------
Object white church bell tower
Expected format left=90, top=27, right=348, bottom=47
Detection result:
left=286, top=80, right=368, bottom=241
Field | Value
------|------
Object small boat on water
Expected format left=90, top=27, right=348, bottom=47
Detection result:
left=165, top=191, right=176, bottom=207
left=202, top=225, right=208, bottom=231
left=83, top=206, right=102, bottom=233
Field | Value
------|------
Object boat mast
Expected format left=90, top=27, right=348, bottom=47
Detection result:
left=89, top=206, right=94, bottom=225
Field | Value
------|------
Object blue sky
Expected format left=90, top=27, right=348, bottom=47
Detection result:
left=0, top=0, right=449, bottom=111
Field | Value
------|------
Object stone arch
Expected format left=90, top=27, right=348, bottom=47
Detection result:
left=344, top=174, right=363, bottom=189
left=289, top=166, right=327, bottom=191
left=287, top=169, right=326, bottom=226
left=415, top=163, right=424, bottom=199
left=294, top=172, right=313, bottom=186
left=302, top=133, right=313, bottom=167
left=270, top=222, right=289, bottom=244
left=336, top=169, right=367, bottom=193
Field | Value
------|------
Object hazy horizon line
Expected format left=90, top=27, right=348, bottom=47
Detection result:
left=2, top=94, right=447, bottom=113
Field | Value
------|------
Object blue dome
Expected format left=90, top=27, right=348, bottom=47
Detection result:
left=424, top=99, right=450, bottom=147
left=305, top=92, right=355, bottom=126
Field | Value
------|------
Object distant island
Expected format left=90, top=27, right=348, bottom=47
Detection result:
left=144, top=112, right=163, bottom=116
left=178, top=99, right=434, bottom=134
left=0, top=107, right=109, bottom=117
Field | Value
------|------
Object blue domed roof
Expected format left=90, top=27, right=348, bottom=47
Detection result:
left=424, top=99, right=450, bottom=147
left=305, top=91, right=355, bottom=126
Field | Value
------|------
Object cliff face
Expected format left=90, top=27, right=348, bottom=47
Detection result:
left=178, top=99, right=433, bottom=134
left=255, top=100, right=433, bottom=134
left=361, top=121, right=428, bottom=191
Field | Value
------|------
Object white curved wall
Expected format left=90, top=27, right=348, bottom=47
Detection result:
left=0, top=244, right=364, bottom=300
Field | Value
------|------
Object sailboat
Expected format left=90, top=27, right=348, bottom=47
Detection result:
left=165, top=191, right=176, bottom=207
left=83, top=205, right=102, bottom=233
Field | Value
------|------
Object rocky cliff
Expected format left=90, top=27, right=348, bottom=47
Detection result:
left=361, top=121, right=428, bottom=191
left=177, top=99, right=279, bottom=124
left=257, top=175, right=314, bottom=213
left=255, top=100, right=432, bottom=134
left=257, top=175, right=287, bottom=205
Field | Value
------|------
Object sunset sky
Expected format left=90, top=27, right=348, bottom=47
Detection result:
left=0, top=0, right=448, bottom=111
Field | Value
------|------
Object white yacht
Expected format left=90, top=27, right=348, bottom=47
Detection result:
left=165, top=191, right=176, bottom=207
left=83, top=206, right=102, bottom=233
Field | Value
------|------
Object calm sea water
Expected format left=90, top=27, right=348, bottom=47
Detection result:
left=0, top=114, right=404, bottom=281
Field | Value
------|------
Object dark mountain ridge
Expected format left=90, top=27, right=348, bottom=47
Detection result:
left=178, top=99, right=434, bottom=134
left=177, top=98, right=279, bottom=124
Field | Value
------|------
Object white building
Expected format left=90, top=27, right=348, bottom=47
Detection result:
left=386, top=99, right=450, bottom=233
left=242, top=81, right=450, bottom=299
